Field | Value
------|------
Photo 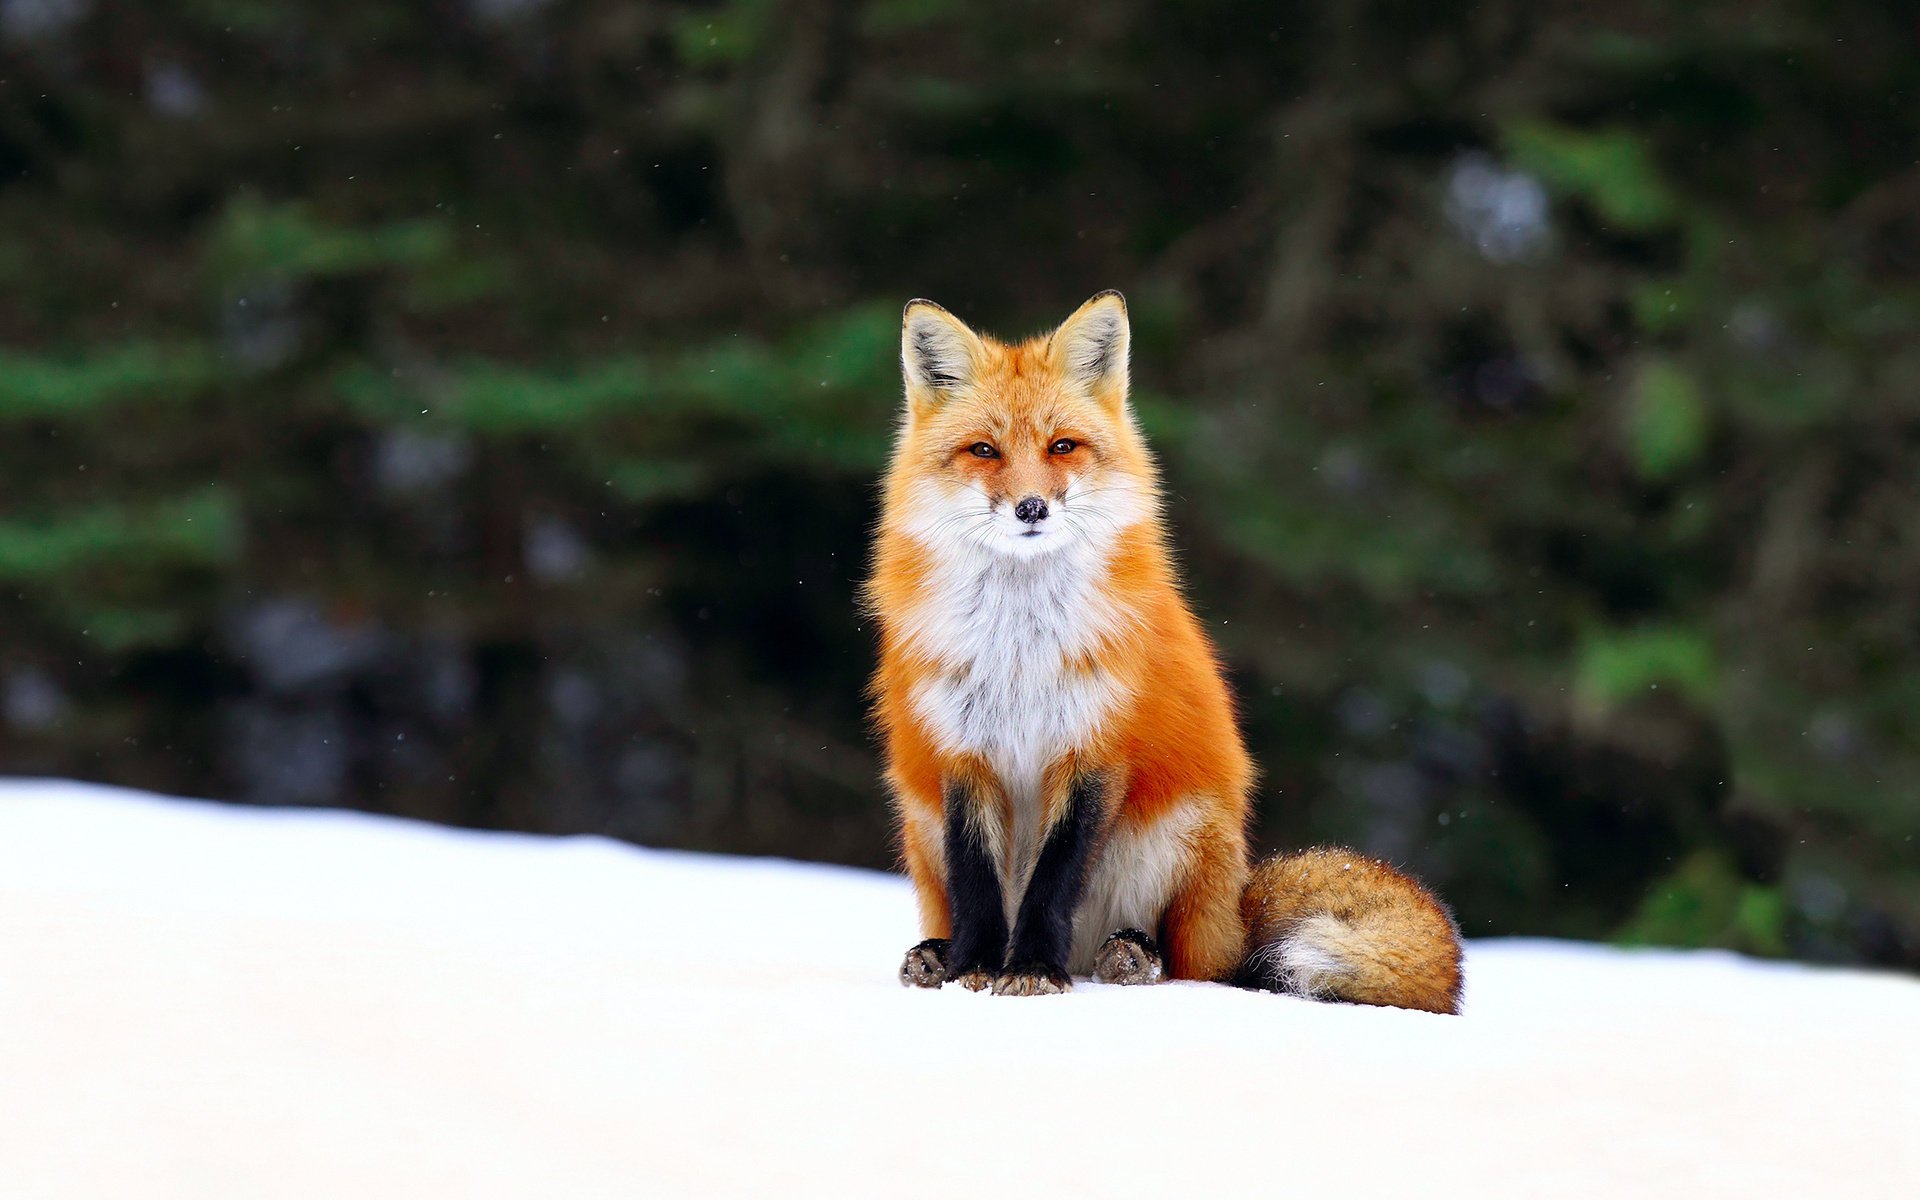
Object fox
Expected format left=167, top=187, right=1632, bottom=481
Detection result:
left=865, top=290, right=1463, bottom=1013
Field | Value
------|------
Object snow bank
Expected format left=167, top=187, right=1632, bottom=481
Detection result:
left=0, top=779, right=1913, bottom=1198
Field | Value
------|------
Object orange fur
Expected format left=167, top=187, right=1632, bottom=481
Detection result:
left=1241, top=850, right=1464, bottom=1014
left=867, top=292, right=1462, bottom=1012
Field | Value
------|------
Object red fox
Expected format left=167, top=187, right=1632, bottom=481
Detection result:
left=866, top=291, right=1463, bottom=1013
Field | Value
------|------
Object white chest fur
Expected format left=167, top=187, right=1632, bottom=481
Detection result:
left=900, top=539, right=1130, bottom=813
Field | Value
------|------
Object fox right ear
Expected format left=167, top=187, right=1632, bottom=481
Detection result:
left=1049, top=290, right=1130, bottom=410
left=901, top=300, right=982, bottom=405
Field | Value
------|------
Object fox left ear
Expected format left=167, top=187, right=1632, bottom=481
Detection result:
left=901, top=299, right=984, bottom=408
left=1050, top=290, right=1130, bottom=410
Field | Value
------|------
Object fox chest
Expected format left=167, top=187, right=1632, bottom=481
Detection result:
left=905, top=558, right=1127, bottom=797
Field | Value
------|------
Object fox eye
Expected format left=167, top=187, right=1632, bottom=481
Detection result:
left=1049, top=438, right=1078, bottom=455
left=968, top=442, right=999, bottom=459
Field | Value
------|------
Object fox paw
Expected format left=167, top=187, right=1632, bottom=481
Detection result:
left=992, top=962, right=1072, bottom=996
left=1093, top=929, right=1163, bottom=986
left=899, top=939, right=950, bottom=988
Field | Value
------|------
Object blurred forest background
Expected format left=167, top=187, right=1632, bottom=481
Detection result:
left=1, top=0, right=1916, bottom=968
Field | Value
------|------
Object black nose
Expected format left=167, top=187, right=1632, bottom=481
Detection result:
left=1014, top=495, right=1049, bottom=525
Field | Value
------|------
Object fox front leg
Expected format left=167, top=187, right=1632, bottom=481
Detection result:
left=940, top=775, right=1010, bottom=991
left=994, top=768, right=1114, bottom=996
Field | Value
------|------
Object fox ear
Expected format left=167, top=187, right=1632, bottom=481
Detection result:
left=1050, top=290, right=1130, bottom=408
left=901, top=300, right=983, bottom=405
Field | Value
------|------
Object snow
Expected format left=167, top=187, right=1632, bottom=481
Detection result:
left=0, top=780, right=1914, bottom=1199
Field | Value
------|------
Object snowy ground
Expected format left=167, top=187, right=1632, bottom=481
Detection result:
left=0, top=781, right=1914, bottom=1198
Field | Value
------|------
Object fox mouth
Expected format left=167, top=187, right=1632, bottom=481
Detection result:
left=1019, top=530, right=1043, bottom=538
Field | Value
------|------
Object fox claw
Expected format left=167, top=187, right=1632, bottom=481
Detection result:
left=951, top=967, right=997, bottom=991
left=992, top=962, right=1071, bottom=996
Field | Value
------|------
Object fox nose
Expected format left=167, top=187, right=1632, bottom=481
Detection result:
left=1014, top=495, right=1049, bottom=525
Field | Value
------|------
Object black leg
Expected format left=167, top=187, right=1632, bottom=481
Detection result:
left=942, top=778, right=1008, bottom=989
left=997, top=770, right=1110, bottom=995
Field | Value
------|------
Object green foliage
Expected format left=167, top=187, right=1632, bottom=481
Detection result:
left=1505, top=122, right=1678, bottom=231
left=1578, top=625, right=1718, bottom=710
left=0, top=345, right=215, bottom=418
left=672, top=0, right=780, bottom=68
left=1626, top=359, right=1709, bottom=480
left=1616, top=851, right=1789, bottom=957
left=1630, top=282, right=1696, bottom=334
left=861, top=0, right=965, bottom=34
left=179, top=1, right=301, bottom=35
left=335, top=304, right=895, bottom=465
left=209, top=196, right=452, bottom=288
left=0, top=492, right=238, bottom=583
left=336, top=357, right=654, bottom=433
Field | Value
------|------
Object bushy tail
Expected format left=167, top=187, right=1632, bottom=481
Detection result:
left=1235, top=848, right=1463, bottom=1014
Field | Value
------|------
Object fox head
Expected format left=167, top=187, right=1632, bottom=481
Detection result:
left=885, top=291, right=1158, bottom=560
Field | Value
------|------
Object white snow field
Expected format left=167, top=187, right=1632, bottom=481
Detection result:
left=0, top=780, right=1914, bottom=1199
